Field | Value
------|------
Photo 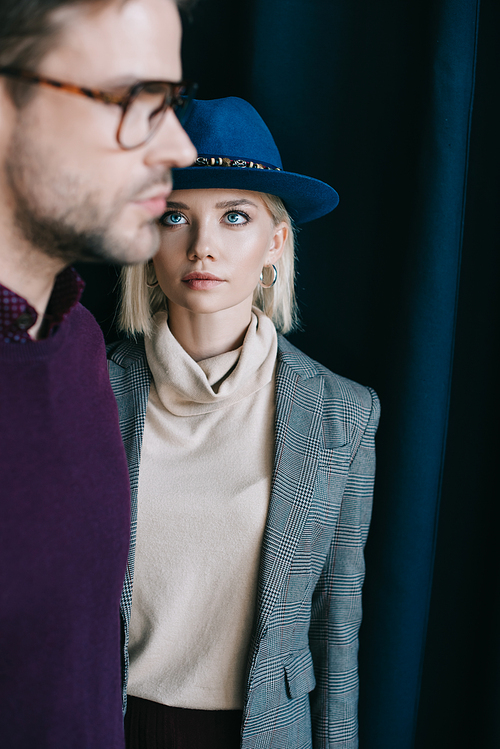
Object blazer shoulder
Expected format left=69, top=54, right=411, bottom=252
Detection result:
left=106, top=337, right=147, bottom=369
left=277, top=335, right=380, bottom=441
left=278, top=335, right=377, bottom=406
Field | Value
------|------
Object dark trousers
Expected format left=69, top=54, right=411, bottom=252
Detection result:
left=125, top=695, right=243, bottom=749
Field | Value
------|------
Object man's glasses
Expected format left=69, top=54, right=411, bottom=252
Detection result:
left=0, top=67, right=197, bottom=150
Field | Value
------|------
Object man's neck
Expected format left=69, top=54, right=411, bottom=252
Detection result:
left=0, top=230, right=66, bottom=340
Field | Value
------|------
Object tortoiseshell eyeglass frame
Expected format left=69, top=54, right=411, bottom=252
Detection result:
left=0, top=67, right=197, bottom=150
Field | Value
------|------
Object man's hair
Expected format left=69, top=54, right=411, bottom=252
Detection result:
left=118, top=193, right=300, bottom=338
left=0, top=0, right=197, bottom=78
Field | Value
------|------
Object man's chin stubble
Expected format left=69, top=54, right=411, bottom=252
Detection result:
left=5, top=143, right=161, bottom=265
left=12, top=191, right=161, bottom=266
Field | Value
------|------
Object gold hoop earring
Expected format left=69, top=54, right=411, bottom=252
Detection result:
left=259, top=264, right=278, bottom=289
left=146, top=279, right=159, bottom=289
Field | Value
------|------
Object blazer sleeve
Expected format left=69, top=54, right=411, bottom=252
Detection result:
left=308, top=386, right=380, bottom=748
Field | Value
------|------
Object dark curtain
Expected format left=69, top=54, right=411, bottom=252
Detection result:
left=76, top=0, right=499, bottom=746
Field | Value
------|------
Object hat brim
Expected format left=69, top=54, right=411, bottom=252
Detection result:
left=171, top=166, right=339, bottom=224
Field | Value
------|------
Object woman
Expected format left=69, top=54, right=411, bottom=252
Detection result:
left=108, top=97, right=380, bottom=749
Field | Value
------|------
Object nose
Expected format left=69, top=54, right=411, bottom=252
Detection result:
left=144, top=108, right=197, bottom=168
left=187, top=223, right=216, bottom=262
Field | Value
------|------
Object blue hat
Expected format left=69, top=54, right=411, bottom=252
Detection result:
left=172, top=97, right=339, bottom=225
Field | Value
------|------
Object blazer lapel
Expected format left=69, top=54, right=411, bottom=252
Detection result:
left=252, top=349, right=325, bottom=643
left=108, top=340, right=151, bottom=617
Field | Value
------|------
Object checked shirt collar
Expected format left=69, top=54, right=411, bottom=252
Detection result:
left=0, top=266, right=84, bottom=344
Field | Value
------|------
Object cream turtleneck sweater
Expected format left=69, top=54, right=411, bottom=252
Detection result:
left=127, top=308, right=278, bottom=710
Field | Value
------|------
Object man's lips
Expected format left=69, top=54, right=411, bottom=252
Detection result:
left=182, top=272, right=225, bottom=290
left=133, top=188, right=172, bottom=217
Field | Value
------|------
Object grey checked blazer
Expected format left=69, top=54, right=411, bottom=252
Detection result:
left=107, top=334, right=380, bottom=749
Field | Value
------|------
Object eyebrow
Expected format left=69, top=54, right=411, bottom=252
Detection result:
left=97, top=76, right=143, bottom=92
left=100, top=75, right=183, bottom=92
left=165, top=201, right=190, bottom=210
left=214, top=199, right=259, bottom=209
left=165, top=199, right=260, bottom=212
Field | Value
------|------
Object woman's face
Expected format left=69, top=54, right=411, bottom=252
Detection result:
left=152, top=188, right=287, bottom=319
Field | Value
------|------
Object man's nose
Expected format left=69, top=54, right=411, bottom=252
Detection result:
left=144, top=108, right=197, bottom=168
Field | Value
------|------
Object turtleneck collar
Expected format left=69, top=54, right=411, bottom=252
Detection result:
left=144, top=307, right=277, bottom=416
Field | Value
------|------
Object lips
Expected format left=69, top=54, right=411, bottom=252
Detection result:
left=182, top=272, right=225, bottom=290
left=133, top=188, right=172, bottom=217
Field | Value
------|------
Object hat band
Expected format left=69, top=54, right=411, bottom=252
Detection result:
left=193, top=155, right=282, bottom=171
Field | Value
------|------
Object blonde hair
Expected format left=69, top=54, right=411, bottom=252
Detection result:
left=118, top=192, right=299, bottom=337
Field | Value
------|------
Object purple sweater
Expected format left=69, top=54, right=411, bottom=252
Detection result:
left=0, top=302, right=130, bottom=748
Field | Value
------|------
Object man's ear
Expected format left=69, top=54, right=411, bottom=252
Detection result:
left=0, top=79, right=17, bottom=154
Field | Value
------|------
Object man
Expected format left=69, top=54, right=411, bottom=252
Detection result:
left=0, top=0, right=197, bottom=746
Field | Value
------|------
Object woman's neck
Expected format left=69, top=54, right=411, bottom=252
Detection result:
left=166, top=300, right=254, bottom=362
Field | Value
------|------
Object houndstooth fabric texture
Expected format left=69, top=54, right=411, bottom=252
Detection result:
left=107, top=335, right=380, bottom=749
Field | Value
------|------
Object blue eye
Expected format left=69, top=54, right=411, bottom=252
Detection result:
left=225, top=212, right=248, bottom=224
left=160, top=212, right=186, bottom=226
